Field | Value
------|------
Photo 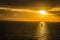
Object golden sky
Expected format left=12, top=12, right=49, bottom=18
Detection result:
left=0, top=7, right=60, bottom=22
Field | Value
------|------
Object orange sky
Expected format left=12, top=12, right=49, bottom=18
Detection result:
left=0, top=7, right=60, bottom=22
left=0, top=13, right=60, bottom=22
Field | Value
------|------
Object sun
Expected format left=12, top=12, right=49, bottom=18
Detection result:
left=39, top=10, right=47, bottom=15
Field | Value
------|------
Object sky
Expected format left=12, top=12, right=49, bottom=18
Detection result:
left=0, top=0, right=60, bottom=22
left=0, top=0, right=60, bottom=9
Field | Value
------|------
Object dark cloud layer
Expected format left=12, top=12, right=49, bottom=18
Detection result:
left=0, top=0, right=60, bottom=9
left=0, top=0, right=60, bottom=6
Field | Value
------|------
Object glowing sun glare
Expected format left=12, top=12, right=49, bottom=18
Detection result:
left=39, top=10, right=47, bottom=15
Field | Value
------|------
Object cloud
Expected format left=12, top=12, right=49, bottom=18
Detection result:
left=48, top=7, right=60, bottom=11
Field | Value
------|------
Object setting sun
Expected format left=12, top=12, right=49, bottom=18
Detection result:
left=39, top=10, right=47, bottom=15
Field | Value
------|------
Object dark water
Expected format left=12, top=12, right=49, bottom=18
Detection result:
left=47, top=22, right=60, bottom=40
left=0, top=21, right=60, bottom=40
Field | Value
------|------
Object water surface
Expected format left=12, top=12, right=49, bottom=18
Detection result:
left=0, top=21, right=60, bottom=40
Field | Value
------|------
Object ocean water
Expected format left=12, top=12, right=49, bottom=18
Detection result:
left=0, top=21, right=60, bottom=40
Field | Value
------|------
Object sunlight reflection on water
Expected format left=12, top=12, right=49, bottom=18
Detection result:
left=36, top=22, right=49, bottom=40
